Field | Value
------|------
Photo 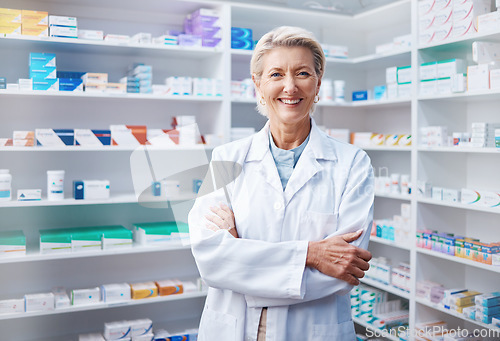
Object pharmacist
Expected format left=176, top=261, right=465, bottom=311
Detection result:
left=188, top=26, right=373, bottom=341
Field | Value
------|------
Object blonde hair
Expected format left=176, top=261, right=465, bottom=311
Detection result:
left=250, top=26, right=325, bottom=117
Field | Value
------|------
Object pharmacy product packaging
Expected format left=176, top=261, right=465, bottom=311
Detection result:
left=71, top=228, right=102, bottom=252
left=129, top=319, right=153, bottom=337
left=21, top=10, right=48, bottom=26
left=130, top=282, right=158, bottom=299
left=59, top=78, right=83, bottom=91
left=39, top=229, right=72, bottom=254
left=133, top=221, right=189, bottom=245
left=478, top=11, right=500, bottom=33
left=104, top=321, right=132, bottom=340
left=53, top=289, right=70, bottom=309
left=36, top=129, right=74, bottom=146
left=0, top=298, right=24, bottom=314
left=101, top=226, right=133, bottom=250
left=467, top=63, right=492, bottom=91
left=0, top=230, right=26, bottom=258
left=17, top=189, right=42, bottom=201
left=49, top=25, right=77, bottom=38
left=472, top=41, right=500, bottom=64
left=78, top=29, right=103, bottom=40
left=100, top=283, right=131, bottom=303
left=24, top=293, right=54, bottom=312
left=74, top=129, right=111, bottom=146
left=155, top=279, right=184, bottom=296
left=73, top=180, right=110, bottom=200
left=71, top=287, right=100, bottom=305
left=81, top=73, right=108, bottom=85
left=110, top=125, right=147, bottom=146
left=48, top=15, right=77, bottom=27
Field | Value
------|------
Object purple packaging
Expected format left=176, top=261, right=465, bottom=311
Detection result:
left=178, top=34, right=201, bottom=47
left=192, top=15, right=220, bottom=28
left=192, top=25, right=221, bottom=39
left=202, top=37, right=221, bottom=48
left=430, top=285, right=445, bottom=303
left=184, top=16, right=192, bottom=34
left=443, top=235, right=462, bottom=256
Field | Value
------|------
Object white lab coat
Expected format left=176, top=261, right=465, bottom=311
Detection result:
left=188, top=119, right=374, bottom=341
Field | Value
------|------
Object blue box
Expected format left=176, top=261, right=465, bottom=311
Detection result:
left=59, top=78, right=83, bottom=91
left=30, top=67, right=57, bottom=80
left=29, top=53, right=56, bottom=68
left=152, top=182, right=161, bottom=196
left=127, top=85, right=140, bottom=93
left=231, top=39, right=253, bottom=50
left=33, top=78, right=59, bottom=91
left=374, top=85, right=387, bottom=100
left=57, top=71, right=85, bottom=79
left=231, top=27, right=252, bottom=39
left=352, top=90, right=368, bottom=101
left=73, top=181, right=84, bottom=200
left=36, top=129, right=74, bottom=146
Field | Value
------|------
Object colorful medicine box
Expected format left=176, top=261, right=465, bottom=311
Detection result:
left=39, top=229, right=72, bottom=254
left=74, top=129, right=111, bottom=146
left=59, top=78, right=83, bottom=91
left=0, top=230, right=26, bottom=258
left=133, top=221, right=189, bottom=245
left=155, top=279, right=184, bottom=296
left=100, top=226, right=133, bottom=250
left=36, top=129, right=74, bottom=146
left=130, top=282, right=158, bottom=299
left=71, top=228, right=102, bottom=252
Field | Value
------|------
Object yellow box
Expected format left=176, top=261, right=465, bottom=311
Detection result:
left=130, top=282, right=158, bottom=299
left=0, top=8, right=22, bottom=23
left=21, top=10, right=48, bottom=26
left=21, top=24, right=48, bottom=37
left=0, top=22, right=21, bottom=35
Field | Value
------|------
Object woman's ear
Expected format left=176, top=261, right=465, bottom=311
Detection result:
left=252, top=74, right=261, bottom=97
left=316, top=77, right=322, bottom=94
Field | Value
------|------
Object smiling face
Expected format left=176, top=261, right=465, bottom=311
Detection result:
left=253, top=46, right=321, bottom=128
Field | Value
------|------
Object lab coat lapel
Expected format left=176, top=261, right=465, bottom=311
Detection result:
left=246, top=122, right=284, bottom=194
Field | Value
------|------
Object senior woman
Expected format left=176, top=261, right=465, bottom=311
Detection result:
left=188, top=26, right=373, bottom=341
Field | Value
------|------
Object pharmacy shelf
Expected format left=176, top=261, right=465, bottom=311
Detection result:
left=352, top=316, right=402, bottom=341
left=0, top=90, right=224, bottom=102
left=417, top=248, right=500, bottom=274
left=0, top=243, right=192, bottom=265
left=0, top=145, right=213, bottom=152
left=0, top=35, right=222, bottom=58
left=370, top=236, right=411, bottom=251
left=361, top=277, right=410, bottom=300
left=418, top=147, right=500, bottom=154
left=416, top=298, right=500, bottom=333
left=418, top=29, right=500, bottom=51
left=418, top=89, right=500, bottom=103
left=362, top=146, right=412, bottom=151
left=0, top=192, right=196, bottom=208
left=417, top=197, right=500, bottom=215
left=0, top=290, right=208, bottom=321
left=350, top=49, right=411, bottom=65
left=375, top=192, right=411, bottom=201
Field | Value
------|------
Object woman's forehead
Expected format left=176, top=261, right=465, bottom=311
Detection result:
left=261, top=46, right=314, bottom=69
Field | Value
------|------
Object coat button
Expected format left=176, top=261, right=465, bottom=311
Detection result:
left=273, top=202, right=283, bottom=210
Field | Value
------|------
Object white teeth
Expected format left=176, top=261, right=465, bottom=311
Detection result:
left=281, top=99, right=300, bottom=104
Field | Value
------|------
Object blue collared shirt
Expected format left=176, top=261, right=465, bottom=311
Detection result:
left=269, top=130, right=310, bottom=190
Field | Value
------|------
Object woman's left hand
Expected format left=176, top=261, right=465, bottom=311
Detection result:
left=205, top=203, right=239, bottom=238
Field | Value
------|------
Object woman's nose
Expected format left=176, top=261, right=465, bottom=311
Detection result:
left=283, top=76, right=298, bottom=94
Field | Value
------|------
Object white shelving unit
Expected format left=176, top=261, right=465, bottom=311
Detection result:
left=1, top=0, right=499, bottom=340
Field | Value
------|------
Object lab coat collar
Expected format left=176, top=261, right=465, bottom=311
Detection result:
left=246, top=118, right=338, bottom=163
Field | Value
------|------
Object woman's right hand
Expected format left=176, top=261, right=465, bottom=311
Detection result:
left=305, top=230, right=372, bottom=285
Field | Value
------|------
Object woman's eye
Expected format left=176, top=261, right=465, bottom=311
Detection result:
left=270, top=72, right=281, bottom=77
left=299, top=71, right=310, bottom=76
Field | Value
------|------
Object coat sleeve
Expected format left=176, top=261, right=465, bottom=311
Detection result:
left=188, top=148, right=310, bottom=300
left=244, top=150, right=374, bottom=308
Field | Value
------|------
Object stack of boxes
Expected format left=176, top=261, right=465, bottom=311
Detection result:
left=48, top=15, right=77, bottom=38
left=371, top=203, right=412, bottom=246
left=82, top=72, right=108, bottom=93
left=0, top=77, right=6, bottom=89
left=0, top=230, right=26, bottom=258
left=231, top=27, right=253, bottom=50
left=0, top=8, right=22, bottom=36
left=470, top=122, right=500, bottom=147
left=419, top=0, right=493, bottom=45
left=183, top=8, right=221, bottom=48
left=386, top=65, right=412, bottom=99
left=122, top=64, right=152, bottom=94
left=419, top=59, right=467, bottom=95
left=30, top=52, right=58, bottom=91
left=21, top=10, right=48, bottom=37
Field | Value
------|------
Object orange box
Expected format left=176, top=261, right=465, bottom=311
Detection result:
left=0, top=22, right=21, bottom=35
left=155, top=279, right=184, bottom=296
left=130, top=282, right=158, bottom=299
left=471, top=242, right=483, bottom=263
left=21, top=24, right=48, bottom=37
left=0, top=8, right=22, bottom=23
left=21, top=10, right=48, bottom=26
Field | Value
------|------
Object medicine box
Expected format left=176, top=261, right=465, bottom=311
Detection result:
left=0, top=8, right=22, bottom=23
left=81, top=73, right=108, bottom=85
left=476, top=292, right=500, bottom=307
left=467, top=64, right=491, bottom=91
left=48, top=15, right=77, bottom=27
left=21, top=10, right=48, bottom=26
left=49, top=25, right=77, bottom=38
left=0, top=230, right=26, bottom=258
left=104, top=321, right=132, bottom=340
left=0, top=298, right=24, bottom=314
left=101, top=226, right=133, bottom=250
left=100, top=283, right=131, bottom=303
left=133, top=221, right=189, bottom=245
left=110, top=125, right=147, bottom=146
left=39, top=229, right=72, bottom=254
left=130, top=282, right=158, bottom=299
left=71, top=287, right=100, bottom=305
left=129, top=319, right=153, bottom=337
left=73, top=180, right=110, bottom=200
left=22, top=25, right=48, bottom=37
left=59, top=78, right=83, bottom=91
left=231, top=27, right=252, bottom=39
left=17, top=189, right=42, bottom=201
left=24, top=293, right=54, bottom=312
left=78, top=29, right=103, bottom=40
left=74, top=129, right=111, bottom=146
left=352, top=90, right=368, bottom=101
left=397, top=66, right=412, bottom=84
left=155, top=279, right=184, bottom=296
left=71, top=228, right=102, bottom=252
left=32, top=78, right=59, bottom=90
left=461, top=188, right=480, bottom=204
left=0, top=23, right=21, bottom=35
left=36, top=129, right=74, bottom=146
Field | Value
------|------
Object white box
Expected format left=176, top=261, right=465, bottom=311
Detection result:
left=49, top=15, right=77, bottom=27
left=130, top=318, right=153, bottom=336
left=79, top=333, right=105, bottom=341
left=375, top=42, right=395, bottom=54
left=478, top=190, right=500, bottom=207
left=131, top=334, right=154, bottom=341
left=398, top=82, right=412, bottom=98
left=74, top=180, right=110, bottom=200
left=54, top=292, right=70, bottom=309
left=418, top=181, right=432, bottom=197
left=473, top=41, right=500, bottom=63
left=467, top=63, right=491, bottom=91
left=438, top=59, right=467, bottom=78
left=433, top=22, right=453, bottom=41
left=491, top=69, right=500, bottom=89
left=419, top=27, right=435, bottom=45
left=478, top=10, right=500, bottom=33
left=74, top=129, right=110, bottom=146
left=104, top=321, right=132, bottom=340
left=71, top=287, right=100, bottom=305
left=432, top=187, right=443, bottom=200
left=0, top=298, right=24, bottom=314
left=49, top=26, right=77, bottom=38
left=443, top=188, right=461, bottom=202
left=393, top=34, right=412, bottom=49
left=78, top=29, right=103, bottom=40
left=397, top=66, right=412, bottom=83
left=386, top=67, right=397, bottom=84
left=452, top=73, right=467, bottom=92
left=420, top=79, right=438, bottom=96
left=387, top=83, right=398, bottom=99
left=24, top=293, right=54, bottom=312
left=131, top=32, right=152, bottom=44
left=101, top=283, right=131, bottom=303
left=161, top=180, right=180, bottom=198
left=18, top=78, right=32, bottom=91
left=437, top=77, right=452, bottom=94
left=104, top=34, right=130, bottom=43
left=17, top=189, right=42, bottom=201
left=420, top=62, right=438, bottom=80
left=461, top=188, right=481, bottom=204
left=434, top=7, right=454, bottom=26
